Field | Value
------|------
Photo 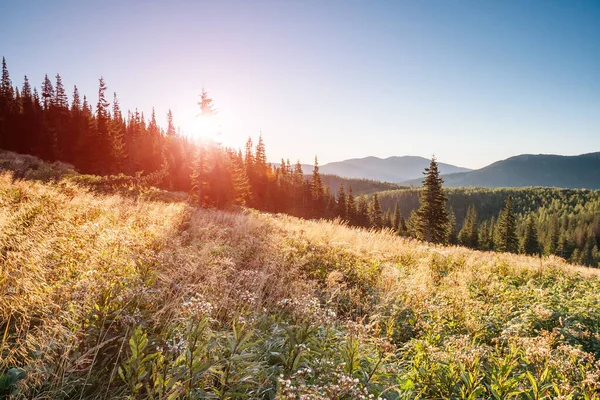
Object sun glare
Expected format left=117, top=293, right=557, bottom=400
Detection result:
left=187, top=115, right=222, bottom=143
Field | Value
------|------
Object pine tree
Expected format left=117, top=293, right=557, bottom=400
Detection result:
left=398, top=215, right=408, bottom=237
left=292, top=160, right=305, bottom=214
left=545, top=216, right=560, bottom=255
left=0, top=58, right=18, bottom=152
left=311, top=156, right=325, bottom=216
left=356, top=196, right=370, bottom=227
left=521, top=216, right=540, bottom=255
left=230, top=149, right=250, bottom=206
left=479, top=221, right=490, bottom=250
left=198, top=87, right=217, bottom=116
left=392, top=203, right=401, bottom=234
left=496, top=196, right=519, bottom=253
left=109, top=92, right=127, bottom=173
left=41, top=74, right=54, bottom=110
left=413, top=157, right=449, bottom=243
left=336, top=184, right=347, bottom=220
left=347, top=186, right=356, bottom=225
left=446, top=207, right=458, bottom=244
left=166, top=109, right=176, bottom=137
left=370, top=193, right=383, bottom=228
left=458, top=205, right=479, bottom=248
left=54, top=73, right=68, bottom=108
left=0, top=57, right=12, bottom=99
left=580, top=235, right=596, bottom=266
left=92, top=77, right=112, bottom=174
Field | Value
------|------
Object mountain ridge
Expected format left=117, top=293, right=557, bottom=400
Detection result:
left=402, top=152, right=600, bottom=189
left=273, top=155, right=471, bottom=182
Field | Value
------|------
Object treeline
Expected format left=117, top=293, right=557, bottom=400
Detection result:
left=0, top=57, right=338, bottom=218
left=374, top=187, right=600, bottom=267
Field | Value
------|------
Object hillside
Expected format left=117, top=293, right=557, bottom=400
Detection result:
left=3, top=165, right=600, bottom=398
left=403, top=152, right=600, bottom=189
left=375, top=187, right=600, bottom=267
left=319, top=174, right=404, bottom=195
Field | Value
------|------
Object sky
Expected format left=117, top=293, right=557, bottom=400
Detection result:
left=1, top=0, right=599, bottom=169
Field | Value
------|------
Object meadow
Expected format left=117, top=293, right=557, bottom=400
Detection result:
left=2, top=159, right=600, bottom=399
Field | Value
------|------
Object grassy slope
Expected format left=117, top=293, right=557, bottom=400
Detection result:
left=2, top=165, right=600, bottom=398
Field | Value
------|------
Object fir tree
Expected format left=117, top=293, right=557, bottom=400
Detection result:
left=336, top=184, right=347, bottom=220
left=0, top=57, right=11, bottom=98
left=458, top=205, right=479, bottom=248
left=41, top=74, right=54, bottom=110
left=392, top=203, right=401, bottom=234
left=496, top=196, right=519, bottom=253
left=521, top=216, right=540, bottom=255
left=109, top=92, right=127, bottom=173
left=54, top=73, right=68, bottom=108
left=356, top=196, right=370, bottom=227
left=347, top=186, right=356, bottom=225
left=370, top=194, right=383, bottom=228
left=446, top=207, right=458, bottom=244
left=545, top=216, right=560, bottom=255
left=166, top=109, right=176, bottom=137
left=311, top=156, right=325, bottom=216
left=413, top=157, right=449, bottom=243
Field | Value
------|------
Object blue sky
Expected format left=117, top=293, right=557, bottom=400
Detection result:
left=1, top=0, right=599, bottom=168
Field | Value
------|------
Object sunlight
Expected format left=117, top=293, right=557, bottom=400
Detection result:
left=187, top=114, right=222, bottom=143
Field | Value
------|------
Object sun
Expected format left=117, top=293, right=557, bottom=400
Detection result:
left=187, top=115, right=222, bottom=143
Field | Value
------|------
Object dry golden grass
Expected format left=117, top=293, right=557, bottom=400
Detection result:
left=3, top=170, right=600, bottom=398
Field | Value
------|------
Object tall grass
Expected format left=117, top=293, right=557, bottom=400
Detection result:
left=2, top=169, right=600, bottom=399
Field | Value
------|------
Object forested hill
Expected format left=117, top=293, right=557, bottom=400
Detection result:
left=375, top=187, right=600, bottom=267
left=319, top=174, right=404, bottom=195
left=403, top=152, right=600, bottom=189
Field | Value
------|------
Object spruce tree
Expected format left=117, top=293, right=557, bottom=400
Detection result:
left=311, top=156, right=325, bottom=216
left=459, top=205, right=479, bottom=248
left=446, top=207, right=458, bottom=244
left=496, top=196, right=519, bottom=253
left=392, top=203, right=401, bottom=234
left=347, top=186, right=356, bottom=225
left=109, top=92, right=127, bottom=173
left=414, top=157, right=449, bottom=243
left=521, top=216, right=540, bottom=255
left=336, top=184, right=347, bottom=220
left=370, top=194, right=383, bottom=228
left=41, top=74, right=54, bottom=110
left=545, top=216, right=560, bottom=255
left=356, top=196, right=370, bottom=227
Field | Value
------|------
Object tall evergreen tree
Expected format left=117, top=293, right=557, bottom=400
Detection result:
left=447, top=207, right=458, bottom=245
left=347, top=186, right=356, bottom=225
left=545, top=216, right=560, bottom=255
left=458, top=205, right=479, bottom=248
left=336, top=184, right=347, bottom=220
left=413, top=157, right=449, bottom=243
left=496, top=196, right=519, bottom=253
left=0, top=58, right=15, bottom=151
left=311, top=156, right=325, bottom=216
left=521, top=216, right=540, bottom=255
left=392, top=203, right=401, bottom=234
left=370, top=193, right=383, bottom=228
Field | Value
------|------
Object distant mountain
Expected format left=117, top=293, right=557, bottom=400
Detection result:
left=402, top=152, right=600, bottom=189
left=283, top=156, right=470, bottom=182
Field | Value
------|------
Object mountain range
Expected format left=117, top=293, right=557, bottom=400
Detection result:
left=287, top=152, right=600, bottom=190
left=294, top=156, right=471, bottom=182
left=402, top=152, right=600, bottom=189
